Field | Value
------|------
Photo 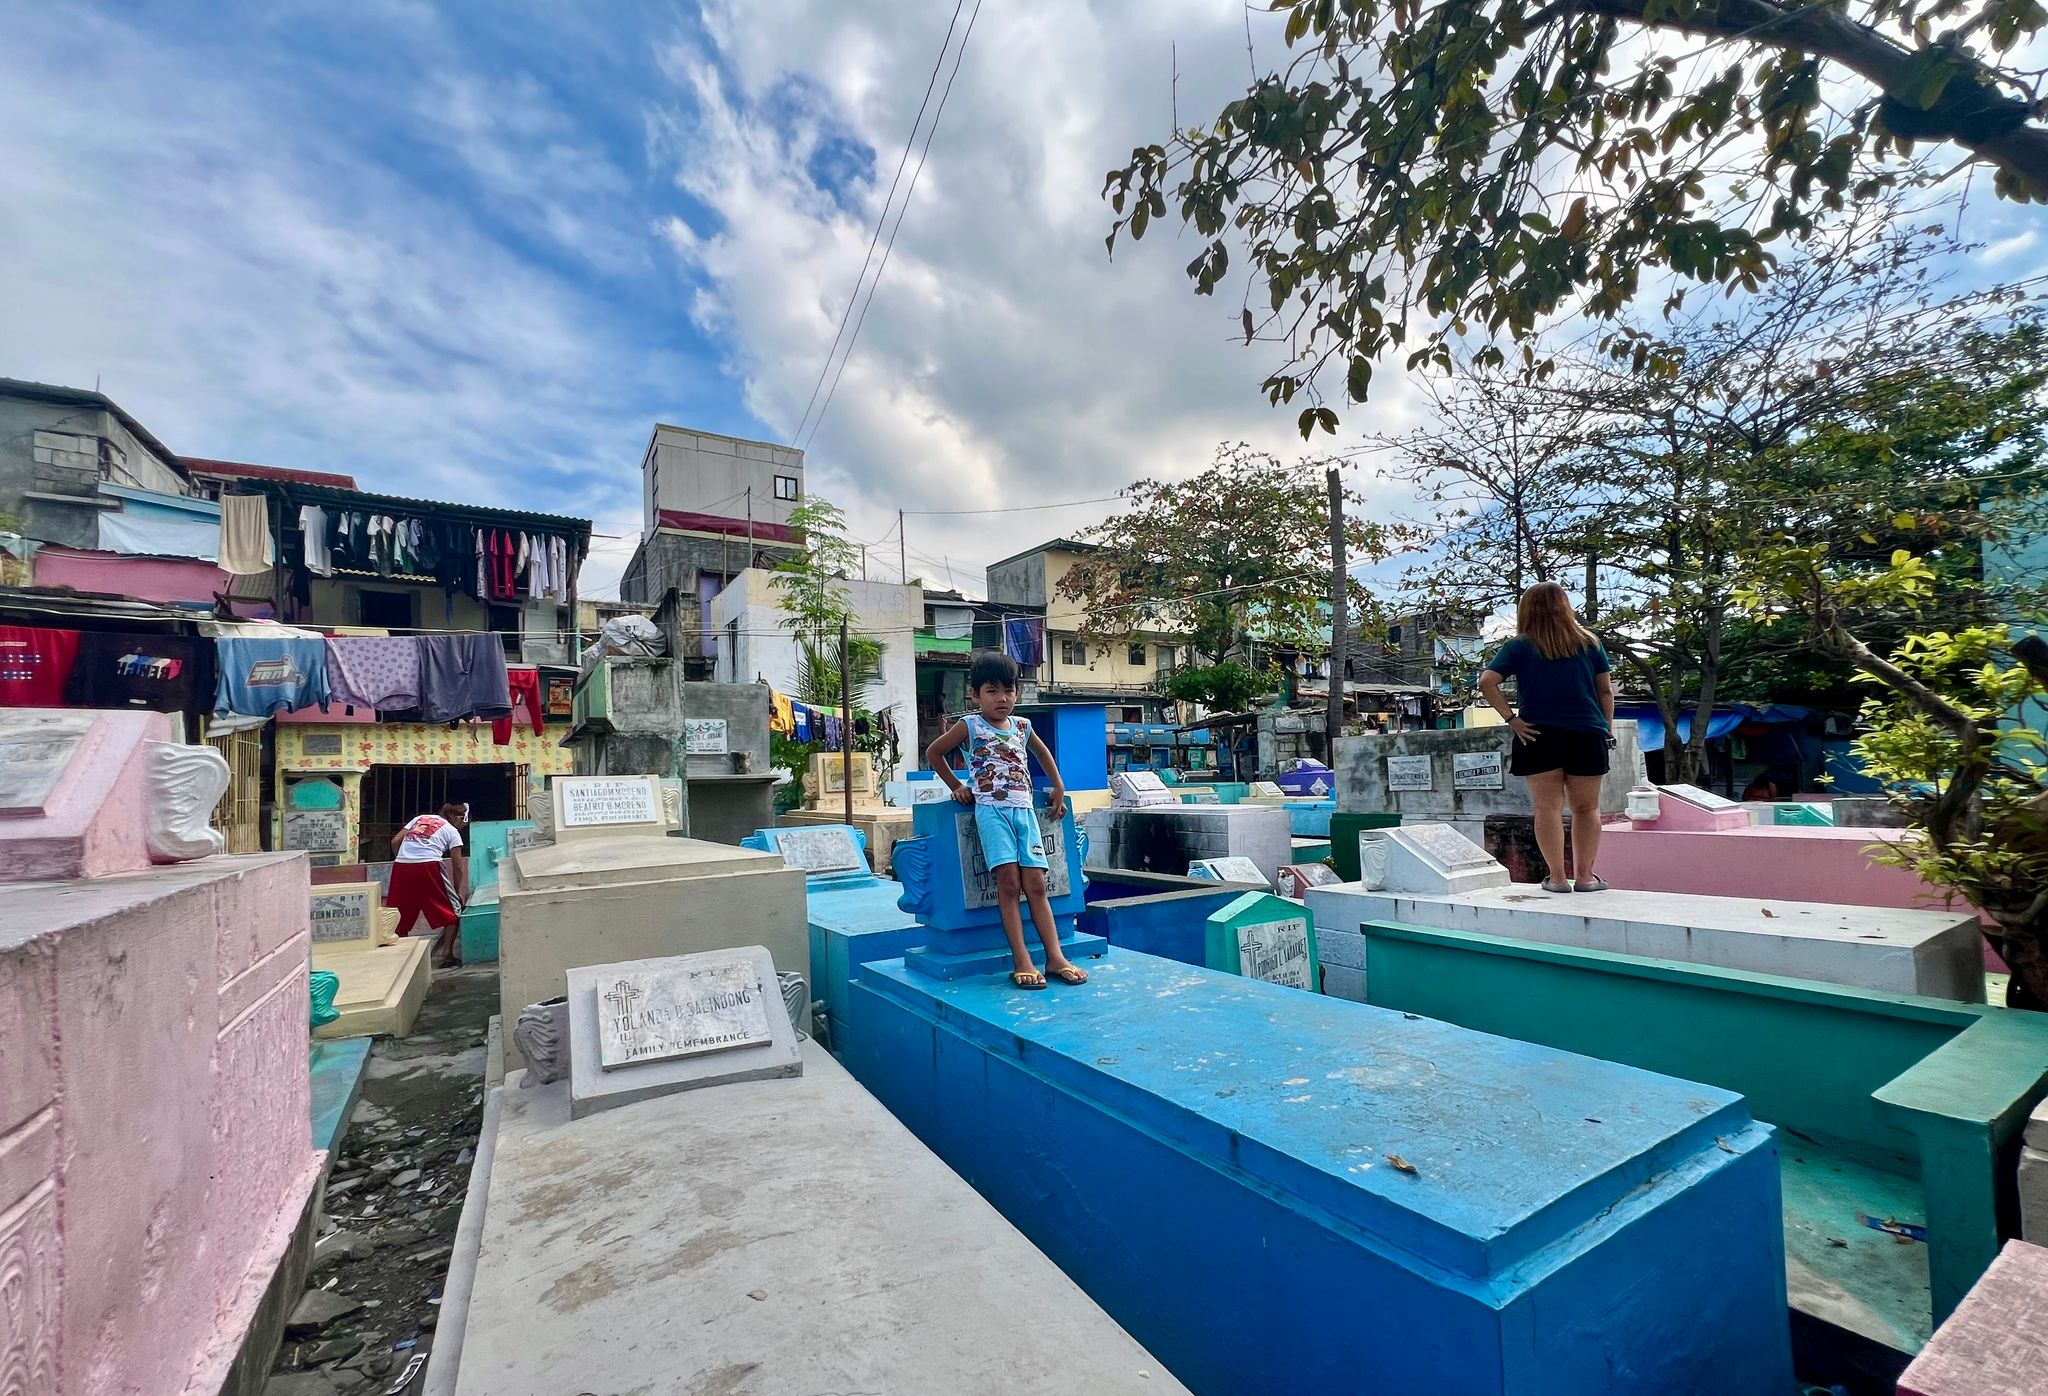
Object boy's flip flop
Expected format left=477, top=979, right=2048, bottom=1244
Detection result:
left=1011, top=970, right=1048, bottom=990
left=1045, top=964, right=1088, bottom=985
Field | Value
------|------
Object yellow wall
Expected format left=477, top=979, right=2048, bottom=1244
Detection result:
left=275, top=722, right=575, bottom=859
left=1040, top=548, right=1184, bottom=690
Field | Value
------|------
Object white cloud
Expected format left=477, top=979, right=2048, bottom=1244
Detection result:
left=649, top=1, right=1427, bottom=583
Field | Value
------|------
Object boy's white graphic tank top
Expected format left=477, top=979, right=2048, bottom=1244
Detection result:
left=963, top=713, right=1034, bottom=807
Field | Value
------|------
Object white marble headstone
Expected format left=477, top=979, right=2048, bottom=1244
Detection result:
left=1451, top=750, right=1505, bottom=791
left=1662, top=783, right=1740, bottom=812
left=0, top=711, right=93, bottom=815
left=1237, top=914, right=1314, bottom=989
left=1188, top=855, right=1270, bottom=887
left=1248, top=780, right=1287, bottom=801
left=1111, top=769, right=1176, bottom=807
left=776, top=826, right=866, bottom=875
left=565, top=946, right=802, bottom=1119
left=594, top=955, right=771, bottom=1070
left=309, top=886, right=375, bottom=944
left=1275, top=863, right=1341, bottom=899
left=1361, top=822, right=1510, bottom=895
left=551, top=775, right=665, bottom=840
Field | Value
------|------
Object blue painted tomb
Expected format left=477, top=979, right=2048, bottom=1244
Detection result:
left=891, top=800, right=1105, bottom=979
left=848, top=950, right=1795, bottom=1394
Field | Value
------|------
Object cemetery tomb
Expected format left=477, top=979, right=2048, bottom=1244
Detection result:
left=1081, top=803, right=1291, bottom=884
left=1204, top=891, right=1319, bottom=989
left=847, top=950, right=1793, bottom=1395
left=309, top=879, right=430, bottom=1038
left=1359, top=921, right=2048, bottom=1359
left=1246, top=779, right=1287, bottom=803
left=1274, top=861, right=1341, bottom=900
left=890, top=801, right=1102, bottom=982
left=1899, top=1240, right=2048, bottom=1396
left=1186, top=854, right=1270, bottom=887
left=496, top=810, right=807, bottom=1073
left=453, top=1040, right=1182, bottom=1395
left=1308, top=875, right=1985, bottom=1002
left=1359, top=821, right=1514, bottom=896
left=1632, top=782, right=1755, bottom=832
left=1, top=708, right=320, bottom=1396
left=566, top=946, right=803, bottom=1118
left=1109, top=768, right=1178, bottom=807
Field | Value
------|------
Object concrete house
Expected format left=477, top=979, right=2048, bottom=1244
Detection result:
left=0, top=377, right=192, bottom=545
left=984, top=537, right=1188, bottom=721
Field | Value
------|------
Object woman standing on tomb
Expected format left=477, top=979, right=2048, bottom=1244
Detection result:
left=1477, top=583, right=1616, bottom=894
left=388, top=801, right=469, bottom=969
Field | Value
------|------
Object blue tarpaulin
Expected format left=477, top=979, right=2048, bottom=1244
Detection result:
left=1617, top=704, right=1811, bottom=753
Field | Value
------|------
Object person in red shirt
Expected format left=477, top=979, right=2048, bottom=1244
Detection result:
left=388, top=802, right=470, bottom=968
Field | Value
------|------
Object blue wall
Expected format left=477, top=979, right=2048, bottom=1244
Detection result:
left=1021, top=702, right=1109, bottom=792
left=1078, top=889, right=1244, bottom=968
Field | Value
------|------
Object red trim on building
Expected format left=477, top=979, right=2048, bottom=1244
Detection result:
left=183, top=457, right=361, bottom=489
left=656, top=508, right=800, bottom=544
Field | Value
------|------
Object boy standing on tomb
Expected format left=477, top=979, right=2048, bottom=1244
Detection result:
left=925, top=651, right=1087, bottom=991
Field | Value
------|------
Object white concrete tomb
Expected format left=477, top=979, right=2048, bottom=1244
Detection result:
left=1360, top=822, right=1514, bottom=896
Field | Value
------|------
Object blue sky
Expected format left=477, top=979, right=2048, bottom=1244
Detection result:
left=3, top=2, right=2043, bottom=600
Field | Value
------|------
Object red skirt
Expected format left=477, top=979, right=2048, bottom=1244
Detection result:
left=387, top=859, right=459, bottom=934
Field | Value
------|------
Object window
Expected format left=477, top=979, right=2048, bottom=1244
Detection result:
left=773, top=475, right=800, bottom=501
left=1120, top=706, right=1143, bottom=723
left=357, top=589, right=416, bottom=630
left=1127, top=643, right=1148, bottom=668
left=1060, top=639, right=1086, bottom=667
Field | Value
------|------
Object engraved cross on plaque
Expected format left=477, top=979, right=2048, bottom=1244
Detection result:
left=603, top=980, right=643, bottom=1024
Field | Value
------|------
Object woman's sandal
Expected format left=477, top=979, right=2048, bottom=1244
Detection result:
left=1541, top=880, right=1573, bottom=894
left=1045, top=964, right=1089, bottom=985
left=1011, top=969, right=1048, bottom=990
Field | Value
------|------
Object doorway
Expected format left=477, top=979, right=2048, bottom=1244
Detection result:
left=358, top=762, right=520, bottom=860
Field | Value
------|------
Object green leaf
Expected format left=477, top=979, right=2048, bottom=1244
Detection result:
left=1346, top=355, right=1373, bottom=401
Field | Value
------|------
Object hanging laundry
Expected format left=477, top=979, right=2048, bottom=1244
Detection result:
left=326, top=636, right=422, bottom=712
left=1003, top=616, right=1045, bottom=668
left=488, top=529, right=518, bottom=600
left=823, top=713, right=842, bottom=748
left=550, top=536, right=569, bottom=601
left=792, top=704, right=813, bottom=744
left=475, top=528, right=488, bottom=599
left=214, top=635, right=330, bottom=717
left=217, top=494, right=274, bottom=574
left=66, top=631, right=209, bottom=713
left=490, top=666, right=545, bottom=744
left=0, top=626, right=81, bottom=705
left=299, top=504, right=333, bottom=577
left=417, top=633, right=512, bottom=722
left=769, top=690, right=794, bottom=735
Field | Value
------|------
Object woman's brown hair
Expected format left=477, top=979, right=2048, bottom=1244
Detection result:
left=1516, top=582, right=1598, bottom=661
left=440, top=802, right=469, bottom=825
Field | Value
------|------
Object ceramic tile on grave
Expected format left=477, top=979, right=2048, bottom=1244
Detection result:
left=566, top=946, right=802, bottom=1118
left=892, top=801, right=1105, bottom=979
left=1362, top=821, right=1512, bottom=895
left=550, top=774, right=666, bottom=842
left=1205, top=891, right=1319, bottom=989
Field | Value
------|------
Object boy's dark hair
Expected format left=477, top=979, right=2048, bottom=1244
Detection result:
left=968, top=650, right=1019, bottom=690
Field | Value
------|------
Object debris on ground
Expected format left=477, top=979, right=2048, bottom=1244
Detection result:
left=264, top=969, right=495, bottom=1395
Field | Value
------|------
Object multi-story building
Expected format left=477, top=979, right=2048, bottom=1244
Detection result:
left=0, top=377, right=191, bottom=545
left=618, top=424, right=807, bottom=675
left=984, top=538, right=1187, bottom=721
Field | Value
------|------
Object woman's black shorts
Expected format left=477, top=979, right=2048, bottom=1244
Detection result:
left=1509, top=726, right=1611, bottom=778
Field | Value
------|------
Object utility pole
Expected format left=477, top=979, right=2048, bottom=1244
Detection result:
left=745, top=486, right=754, bottom=569
left=839, top=617, right=855, bottom=828
left=860, top=544, right=868, bottom=581
left=898, top=509, right=906, bottom=585
left=1326, top=466, right=1349, bottom=761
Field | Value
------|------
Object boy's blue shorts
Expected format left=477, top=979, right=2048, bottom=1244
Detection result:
left=974, top=803, right=1048, bottom=871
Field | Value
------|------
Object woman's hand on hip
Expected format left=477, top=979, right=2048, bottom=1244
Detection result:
left=1509, top=716, right=1541, bottom=743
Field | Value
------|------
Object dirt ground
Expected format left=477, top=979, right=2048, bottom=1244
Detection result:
left=264, top=968, right=496, bottom=1396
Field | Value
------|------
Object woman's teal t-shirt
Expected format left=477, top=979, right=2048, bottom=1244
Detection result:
left=1487, top=636, right=1611, bottom=732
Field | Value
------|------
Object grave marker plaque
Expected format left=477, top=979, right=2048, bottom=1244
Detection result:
left=1249, top=780, right=1287, bottom=800
left=298, top=733, right=344, bottom=757
left=309, top=887, right=374, bottom=944
left=1405, top=822, right=1498, bottom=871
left=1238, top=914, right=1314, bottom=989
left=1662, top=783, right=1739, bottom=812
left=594, top=956, right=773, bottom=1071
left=1275, top=863, right=1341, bottom=899
left=775, top=826, right=866, bottom=875
left=283, top=809, right=348, bottom=852
left=1451, top=750, right=1505, bottom=791
left=1386, top=754, right=1434, bottom=792
left=506, top=827, right=551, bottom=853
left=1189, top=855, right=1269, bottom=886
left=556, top=776, right=663, bottom=830
left=683, top=718, right=729, bottom=755
left=0, top=712, right=93, bottom=815
left=956, top=809, right=1071, bottom=909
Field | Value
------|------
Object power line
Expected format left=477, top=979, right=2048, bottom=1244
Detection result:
left=800, top=0, right=985, bottom=453
left=902, top=492, right=1123, bottom=516
left=788, top=0, right=968, bottom=449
